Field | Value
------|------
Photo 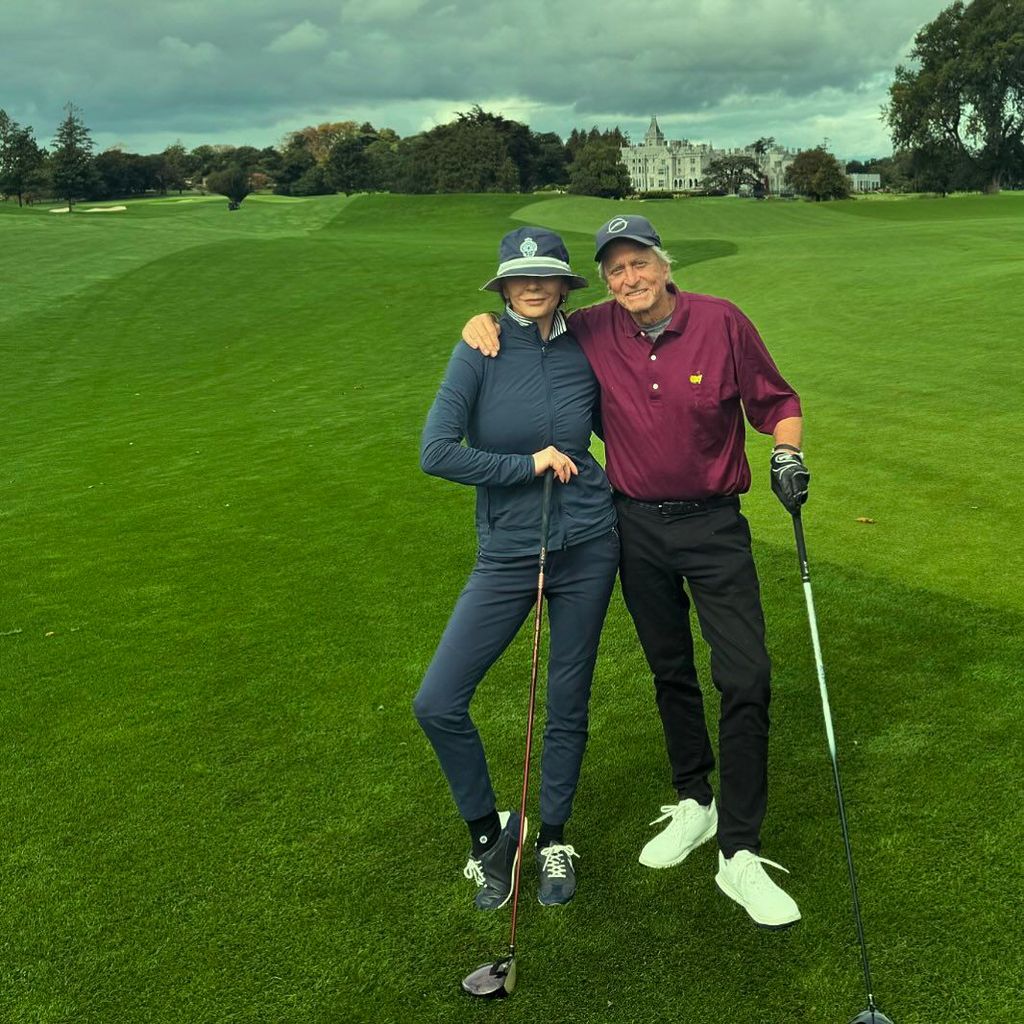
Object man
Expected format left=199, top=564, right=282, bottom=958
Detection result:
left=461, top=214, right=810, bottom=929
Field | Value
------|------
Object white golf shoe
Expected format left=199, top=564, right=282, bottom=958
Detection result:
left=715, top=849, right=801, bottom=929
left=638, top=798, right=717, bottom=868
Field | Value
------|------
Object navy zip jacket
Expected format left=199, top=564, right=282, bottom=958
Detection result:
left=421, top=311, right=616, bottom=557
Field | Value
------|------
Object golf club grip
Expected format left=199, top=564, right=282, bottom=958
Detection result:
left=539, top=470, right=554, bottom=561
left=792, top=511, right=810, bottom=581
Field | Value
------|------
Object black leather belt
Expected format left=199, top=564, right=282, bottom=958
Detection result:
left=613, top=491, right=739, bottom=516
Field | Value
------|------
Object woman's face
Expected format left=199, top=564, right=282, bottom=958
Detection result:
left=502, top=276, right=567, bottom=322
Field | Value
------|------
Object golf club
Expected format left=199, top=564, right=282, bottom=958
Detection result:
left=791, top=512, right=895, bottom=1024
left=461, top=470, right=554, bottom=999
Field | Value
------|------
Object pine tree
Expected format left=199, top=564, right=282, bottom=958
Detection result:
left=50, top=102, right=96, bottom=210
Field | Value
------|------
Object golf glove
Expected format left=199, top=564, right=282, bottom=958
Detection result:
left=770, top=449, right=810, bottom=514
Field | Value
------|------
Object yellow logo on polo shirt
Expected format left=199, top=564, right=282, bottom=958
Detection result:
left=689, top=373, right=703, bottom=384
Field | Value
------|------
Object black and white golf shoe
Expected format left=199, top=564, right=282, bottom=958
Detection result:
left=536, top=843, right=579, bottom=906
left=462, top=812, right=524, bottom=910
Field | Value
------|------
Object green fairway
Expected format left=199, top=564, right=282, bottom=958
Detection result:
left=1, top=191, right=1021, bottom=1024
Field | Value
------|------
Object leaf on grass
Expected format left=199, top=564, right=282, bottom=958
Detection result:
left=855, top=517, right=876, bottom=524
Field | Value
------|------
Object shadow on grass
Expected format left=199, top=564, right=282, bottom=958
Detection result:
left=669, top=237, right=739, bottom=270
left=362, top=534, right=1021, bottom=1024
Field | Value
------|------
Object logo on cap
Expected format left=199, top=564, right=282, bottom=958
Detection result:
left=607, top=217, right=629, bottom=233
left=520, top=237, right=538, bottom=257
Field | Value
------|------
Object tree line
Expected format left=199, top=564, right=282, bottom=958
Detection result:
left=0, top=102, right=632, bottom=209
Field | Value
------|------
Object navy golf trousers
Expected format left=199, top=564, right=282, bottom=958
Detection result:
left=414, top=528, right=619, bottom=826
left=615, top=496, right=772, bottom=858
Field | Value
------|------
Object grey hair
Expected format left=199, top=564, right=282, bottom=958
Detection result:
left=598, top=245, right=675, bottom=284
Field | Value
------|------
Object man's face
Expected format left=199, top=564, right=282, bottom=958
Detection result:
left=600, top=240, right=673, bottom=321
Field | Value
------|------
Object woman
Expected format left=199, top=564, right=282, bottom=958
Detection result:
left=415, top=227, right=618, bottom=909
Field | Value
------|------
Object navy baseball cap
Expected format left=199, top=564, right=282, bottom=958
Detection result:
left=594, top=215, right=662, bottom=261
left=481, top=227, right=588, bottom=292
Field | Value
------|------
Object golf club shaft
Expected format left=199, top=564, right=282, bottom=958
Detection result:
left=792, top=513, right=877, bottom=1011
left=507, top=471, right=554, bottom=956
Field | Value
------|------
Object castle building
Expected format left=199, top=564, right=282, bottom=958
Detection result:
left=621, top=116, right=796, bottom=194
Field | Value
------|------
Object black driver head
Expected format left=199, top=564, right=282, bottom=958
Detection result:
left=848, top=1010, right=895, bottom=1024
left=461, top=955, right=517, bottom=998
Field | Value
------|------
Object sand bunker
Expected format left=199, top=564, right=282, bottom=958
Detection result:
left=49, top=205, right=127, bottom=213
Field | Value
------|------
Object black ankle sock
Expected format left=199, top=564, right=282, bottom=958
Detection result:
left=467, top=811, right=502, bottom=858
left=536, top=821, right=564, bottom=848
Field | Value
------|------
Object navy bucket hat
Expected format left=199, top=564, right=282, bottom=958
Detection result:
left=481, top=227, right=588, bottom=293
left=594, top=214, right=662, bottom=261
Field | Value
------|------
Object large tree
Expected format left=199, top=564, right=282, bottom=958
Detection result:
left=455, top=106, right=538, bottom=189
left=364, top=131, right=401, bottom=191
left=785, top=148, right=851, bottom=200
left=566, top=126, right=627, bottom=166
left=567, top=139, right=631, bottom=198
left=533, top=131, right=568, bottom=188
left=903, top=140, right=982, bottom=193
left=161, top=142, right=193, bottom=193
left=395, top=119, right=514, bottom=193
left=292, top=122, right=360, bottom=163
left=93, top=148, right=154, bottom=198
left=325, top=133, right=371, bottom=194
left=886, top=0, right=1024, bottom=193
left=50, top=102, right=97, bottom=210
left=701, top=154, right=764, bottom=194
left=190, top=144, right=227, bottom=178
left=273, top=134, right=316, bottom=194
left=749, top=136, right=776, bottom=193
left=0, top=112, right=46, bottom=206
left=289, top=163, right=332, bottom=196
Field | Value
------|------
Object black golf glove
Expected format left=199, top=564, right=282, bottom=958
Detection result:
left=770, top=448, right=810, bottom=514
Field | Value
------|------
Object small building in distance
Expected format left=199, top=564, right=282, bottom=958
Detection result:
left=621, top=116, right=796, bottom=194
left=848, top=173, right=882, bottom=192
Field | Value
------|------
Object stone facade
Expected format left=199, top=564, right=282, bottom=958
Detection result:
left=848, top=173, right=882, bottom=192
left=621, top=116, right=797, bottom=195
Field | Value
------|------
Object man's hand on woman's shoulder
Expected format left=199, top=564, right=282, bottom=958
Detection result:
left=462, top=313, right=502, bottom=357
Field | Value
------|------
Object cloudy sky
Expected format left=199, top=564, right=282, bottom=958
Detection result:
left=1, top=0, right=945, bottom=159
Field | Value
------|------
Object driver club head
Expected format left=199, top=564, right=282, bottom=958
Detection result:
left=461, top=955, right=517, bottom=998
left=848, top=1011, right=895, bottom=1024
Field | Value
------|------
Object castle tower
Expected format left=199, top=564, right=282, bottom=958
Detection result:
left=643, top=116, right=666, bottom=147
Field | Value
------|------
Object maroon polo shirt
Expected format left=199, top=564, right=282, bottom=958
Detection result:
left=568, top=284, right=801, bottom=501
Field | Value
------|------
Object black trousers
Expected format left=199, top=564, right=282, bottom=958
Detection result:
left=615, top=495, right=771, bottom=857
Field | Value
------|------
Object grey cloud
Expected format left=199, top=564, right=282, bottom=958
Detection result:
left=339, top=0, right=429, bottom=23
left=0, top=0, right=942, bottom=156
left=265, top=20, right=330, bottom=53
left=157, top=36, right=221, bottom=66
